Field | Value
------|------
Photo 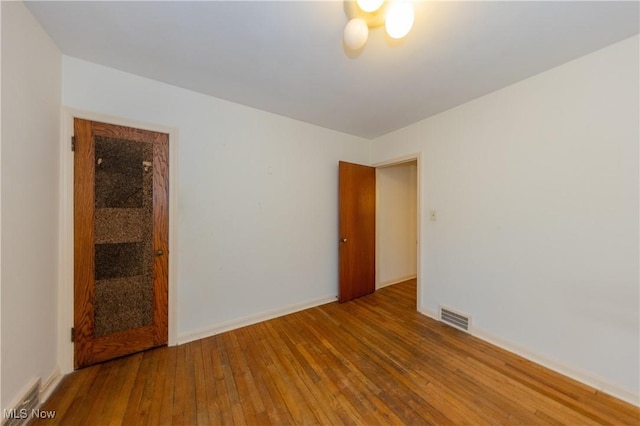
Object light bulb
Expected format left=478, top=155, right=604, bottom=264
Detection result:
left=356, top=0, right=384, bottom=13
left=385, top=0, right=414, bottom=39
left=344, top=18, right=369, bottom=50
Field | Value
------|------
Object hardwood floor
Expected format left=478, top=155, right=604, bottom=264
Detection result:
left=36, top=280, right=638, bottom=425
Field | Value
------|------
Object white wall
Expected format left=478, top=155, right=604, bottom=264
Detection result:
left=372, top=35, right=639, bottom=402
left=377, top=162, right=417, bottom=287
left=62, top=57, right=370, bottom=341
left=1, top=1, right=62, bottom=411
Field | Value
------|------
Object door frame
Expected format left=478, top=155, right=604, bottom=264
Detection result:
left=373, top=153, right=423, bottom=312
left=58, top=108, right=179, bottom=373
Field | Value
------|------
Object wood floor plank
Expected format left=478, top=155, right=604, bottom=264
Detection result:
left=191, top=340, right=210, bottom=426
left=242, top=326, right=297, bottom=425
left=293, top=315, right=394, bottom=425
left=208, top=336, right=237, bottom=425
left=223, top=332, right=263, bottom=424
left=31, top=365, right=100, bottom=426
left=87, top=356, right=133, bottom=424
left=257, top=321, right=322, bottom=424
left=37, top=280, right=639, bottom=425
left=298, top=309, right=435, bottom=424
left=106, top=352, right=144, bottom=426
left=172, top=342, right=197, bottom=425
left=56, top=364, right=105, bottom=426
left=151, top=343, right=178, bottom=426
left=126, top=345, right=162, bottom=425
left=199, top=336, right=225, bottom=426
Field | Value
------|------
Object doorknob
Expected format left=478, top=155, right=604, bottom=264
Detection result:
left=155, top=249, right=164, bottom=256
left=340, top=238, right=347, bottom=243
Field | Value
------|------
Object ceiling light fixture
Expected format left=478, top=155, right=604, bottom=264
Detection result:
left=357, top=0, right=385, bottom=14
left=343, top=0, right=414, bottom=50
left=385, top=1, right=415, bottom=39
left=344, top=18, right=369, bottom=50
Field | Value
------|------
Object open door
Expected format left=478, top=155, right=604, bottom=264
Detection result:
left=74, top=118, right=169, bottom=368
left=338, top=161, right=376, bottom=302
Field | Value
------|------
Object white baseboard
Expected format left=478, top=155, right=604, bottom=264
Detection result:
left=419, top=307, right=438, bottom=320
left=178, top=295, right=337, bottom=345
left=39, top=367, right=63, bottom=404
left=377, top=274, right=417, bottom=290
left=417, top=308, right=639, bottom=407
left=472, top=328, right=639, bottom=407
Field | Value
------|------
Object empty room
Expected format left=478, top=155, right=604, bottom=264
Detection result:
left=1, top=0, right=639, bottom=424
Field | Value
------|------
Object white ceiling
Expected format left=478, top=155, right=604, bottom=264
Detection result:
left=26, top=1, right=639, bottom=139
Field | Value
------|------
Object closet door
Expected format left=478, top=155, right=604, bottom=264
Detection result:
left=74, top=118, right=169, bottom=369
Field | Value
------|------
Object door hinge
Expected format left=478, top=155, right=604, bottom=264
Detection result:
left=71, top=136, right=76, bottom=152
left=71, top=327, right=75, bottom=342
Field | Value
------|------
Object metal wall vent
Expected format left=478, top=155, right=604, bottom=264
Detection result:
left=3, top=380, right=40, bottom=426
left=440, top=306, right=471, bottom=332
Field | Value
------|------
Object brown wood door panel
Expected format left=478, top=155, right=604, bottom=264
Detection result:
left=73, top=118, right=95, bottom=368
left=74, top=118, right=169, bottom=369
left=151, top=137, right=169, bottom=344
left=79, top=326, right=156, bottom=366
left=338, top=161, right=376, bottom=303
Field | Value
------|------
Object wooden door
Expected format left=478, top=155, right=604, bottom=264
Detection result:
left=74, top=118, right=169, bottom=369
left=338, top=161, right=376, bottom=302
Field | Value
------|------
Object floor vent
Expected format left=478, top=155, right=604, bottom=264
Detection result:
left=3, top=380, right=40, bottom=426
left=440, top=306, right=471, bottom=332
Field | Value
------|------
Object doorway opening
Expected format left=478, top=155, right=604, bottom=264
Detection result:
left=375, top=156, right=421, bottom=310
left=337, top=155, right=422, bottom=310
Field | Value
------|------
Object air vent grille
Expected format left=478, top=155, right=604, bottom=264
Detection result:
left=3, top=380, right=40, bottom=426
left=440, top=306, right=470, bottom=331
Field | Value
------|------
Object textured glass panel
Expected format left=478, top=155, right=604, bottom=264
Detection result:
left=94, top=136, right=154, bottom=338
left=94, top=277, right=153, bottom=337
left=95, top=209, right=144, bottom=244
left=95, top=242, right=143, bottom=280
left=95, top=137, right=143, bottom=208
